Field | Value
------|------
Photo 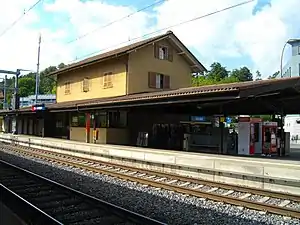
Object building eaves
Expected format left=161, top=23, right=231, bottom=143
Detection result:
left=49, top=76, right=300, bottom=110
left=2, top=77, right=300, bottom=115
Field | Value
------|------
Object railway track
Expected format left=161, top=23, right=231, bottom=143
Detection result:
left=1, top=143, right=300, bottom=219
left=0, top=158, right=165, bottom=225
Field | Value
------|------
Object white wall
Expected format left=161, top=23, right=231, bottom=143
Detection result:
left=284, top=115, right=300, bottom=139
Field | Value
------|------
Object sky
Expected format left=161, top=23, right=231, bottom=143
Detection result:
left=0, top=0, right=299, bottom=79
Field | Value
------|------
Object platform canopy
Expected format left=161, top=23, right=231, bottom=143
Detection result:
left=1, top=76, right=300, bottom=116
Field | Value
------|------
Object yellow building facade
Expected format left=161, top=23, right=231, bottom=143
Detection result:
left=51, top=31, right=206, bottom=144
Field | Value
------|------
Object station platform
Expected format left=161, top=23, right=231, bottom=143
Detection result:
left=0, top=133, right=300, bottom=195
left=0, top=202, right=26, bottom=225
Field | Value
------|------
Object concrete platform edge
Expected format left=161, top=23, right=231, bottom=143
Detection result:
left=1, top=133, right=300, bottom=195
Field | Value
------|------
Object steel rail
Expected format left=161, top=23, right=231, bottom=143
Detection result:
left=0, top=159, right=166, bottom=225
left=1, top=144, right=300, bottom=219
left=6, top=144, right=300, bottom=201
left=0, top=183, right=63, bottom=225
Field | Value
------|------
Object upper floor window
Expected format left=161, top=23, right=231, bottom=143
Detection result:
left=154, top=43, right=173, bottom=62
left=148, top=72, right=170, bottom=89
left=82, top=77, right=89, bottom=92
left=64, top=82, right=71, bottom=95
left=103, top=72, right=113, bottom=89
left=159, top=46, right=168, bottom=60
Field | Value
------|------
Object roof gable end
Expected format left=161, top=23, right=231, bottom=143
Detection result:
left=49, top=31, right=207, bottom=76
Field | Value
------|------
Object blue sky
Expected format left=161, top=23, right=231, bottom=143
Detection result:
left=0, top=0, right=299, bottom=77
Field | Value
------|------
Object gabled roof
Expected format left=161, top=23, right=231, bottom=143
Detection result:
left=49, top=31, right=207, bottom=76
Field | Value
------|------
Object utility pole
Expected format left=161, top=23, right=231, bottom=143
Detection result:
left=3, top=75, right=7, bottom=109
left=0, top=69, right=32, bottom=134
left=35, top=33, right=41, bottom=104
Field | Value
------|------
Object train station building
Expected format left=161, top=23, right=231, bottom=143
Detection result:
left=1, top=30, right=300, bottom=157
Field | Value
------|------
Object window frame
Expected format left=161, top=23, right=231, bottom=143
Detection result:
left=64, top=82, right=71, bottom=95
left=82, top=77, right=90, bottom=92
left=94, top=110, right=127, bottom=128
left=148, top=72, right=170, bottom=89
left=158, top=45, right=169, bottom=60
left=154, top=43, right=173, bottom=62
left=103, top=72, right=113, bottom=89
left=70, top=112, right=86, bottom=127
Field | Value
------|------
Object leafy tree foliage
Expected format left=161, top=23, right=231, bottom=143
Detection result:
left=268, top=71, right=279, bottom=79
left=0, top=63, right=65, bottom=108
left=192, top=62, right=254, bottom=86
left=230, top=66, right=253, bottom=82
left=206, top=62, right=229, bottom=81
left=255, top=70, right=262, bottom=81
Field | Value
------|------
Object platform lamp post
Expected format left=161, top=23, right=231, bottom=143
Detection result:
left=280, top=38, right=300, bottom=78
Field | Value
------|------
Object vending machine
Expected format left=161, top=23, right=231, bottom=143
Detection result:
left=238, top=117, right=262, bottom=155
left=262, top=122, right=278, bottom=155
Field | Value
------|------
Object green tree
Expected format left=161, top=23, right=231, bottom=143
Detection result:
left=206, top=62, right=229, bottom=82
left=230, top=66, right=253, bottom=82
left=18, top=77, right=36, bottom=97
left=58, top=63, right=66, bottom=69
left=255, top=70, right=262, bottom=81
left=39, top=65, right=58, bottom=94
left=268, top=71, right=279, bottom=79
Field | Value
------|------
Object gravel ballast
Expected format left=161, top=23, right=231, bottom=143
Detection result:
left=0, top=150, right=299, bottom=225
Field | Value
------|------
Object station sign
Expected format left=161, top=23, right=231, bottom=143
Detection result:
left=31, top=104, right=46, bottom=112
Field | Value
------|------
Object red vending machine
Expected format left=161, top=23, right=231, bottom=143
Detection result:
left=262, top=122, right=278, bottom=155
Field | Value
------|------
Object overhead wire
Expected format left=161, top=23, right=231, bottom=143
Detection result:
left=66, top=0, right=166, bottom=44
left=0, top=0, right=43, bottom=38
left=67, top=0, right=255, bottom=64
left=41, top=0, right=167, bottom=62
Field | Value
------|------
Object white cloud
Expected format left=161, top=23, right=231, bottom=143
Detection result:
left=234, top=0, right=300, bottom=75
left=153, top=0, right=300, bottom=76
left=0, top=0, right=299, bottom=79
left=43, top=0, right=151, bottom=62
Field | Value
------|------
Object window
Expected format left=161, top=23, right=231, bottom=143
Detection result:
left=148, top=72, right=170, bottom=89
left=82, top=77, right=89, bottom=92
left=159, top=46, right=168, bottom=60
left=64, top=82, right=71, bottom=95
left=103, top=72, right=113, bottom=88
left=154, top=43, right=173, bottom=61
left=108, top=111, right=127, bottom=128
left=94, top=111, right=127, bottom=128
left=70, top=112, right=86, bottom=127
left=299, top=63, right=300, bottom=76
left=298, top=46, right=300, bottom=55
left=95, top=112, right=108, bottom=128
